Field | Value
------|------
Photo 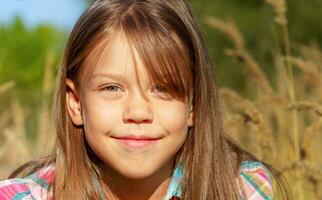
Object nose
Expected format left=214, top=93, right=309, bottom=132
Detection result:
left=123, top=92, right=153, bottom=124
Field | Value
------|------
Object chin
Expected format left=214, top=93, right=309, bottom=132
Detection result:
left=118, top=165, right=158, bottom=180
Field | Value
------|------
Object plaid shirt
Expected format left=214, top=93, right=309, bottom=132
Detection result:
left=0, top=161, right=273, bottom=200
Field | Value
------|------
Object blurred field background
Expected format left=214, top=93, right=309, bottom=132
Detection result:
left=0, top=0, right=322, bottom=199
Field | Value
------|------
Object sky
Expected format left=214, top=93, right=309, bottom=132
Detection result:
left=0, top=0, right=86, bottom=31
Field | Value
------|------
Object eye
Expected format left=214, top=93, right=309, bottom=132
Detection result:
left=101, top=84, right=123, bottom=93
left=152, top=84, right=167, bottom=93
left=152, top=84, right=174, bottom=100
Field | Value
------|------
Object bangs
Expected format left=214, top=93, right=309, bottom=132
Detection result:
left=121, top=2, right=195, bottom=103
left=78, top=1, right=195, bottom=103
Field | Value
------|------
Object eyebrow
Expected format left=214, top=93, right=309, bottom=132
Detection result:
left=90, top=73, right=127, bottom=82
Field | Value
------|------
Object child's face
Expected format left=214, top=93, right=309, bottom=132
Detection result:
left=66, top=33, right=194, bottom=180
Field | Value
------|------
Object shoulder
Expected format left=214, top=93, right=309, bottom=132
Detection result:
left=0, top=165, right=55, bottom=200
left=238, top=161, right=273, bottom=200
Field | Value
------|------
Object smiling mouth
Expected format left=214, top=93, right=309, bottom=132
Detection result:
left=111, top=136, right=161, bottom=149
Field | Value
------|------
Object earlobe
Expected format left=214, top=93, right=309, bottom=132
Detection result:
left=188, top=107, right=194, bottom=127
left=66, top=79, right=83, bottom=126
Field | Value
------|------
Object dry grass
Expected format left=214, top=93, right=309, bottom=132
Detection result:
left=0, top=81, right=14, bottom=96
left=265, top=0, right=288, bottom=25
left=0, top=1, right=321, bottom=199
left=205, top=7, right=322, bottom=199
left=0, top=51, right=56, bottom=179
left=0, top=99, right=31, bottom=178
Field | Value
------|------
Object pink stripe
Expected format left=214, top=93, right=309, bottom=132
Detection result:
left=35, top=168, right=55, bottom=184
left=255, top=169, right=270, bottom=182
left=0, top=183, right=28, bottom=199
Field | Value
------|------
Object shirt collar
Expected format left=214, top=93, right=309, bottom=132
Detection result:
left=164, top=164, right=183, bottom=200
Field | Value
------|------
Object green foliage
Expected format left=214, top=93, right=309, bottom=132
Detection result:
left=0, top=1, right=322, bottom=197
left=0, top=16, right=66, bottom=106
left=0, top=17, right=66, bottom=138
left=0, top=1, right=321, bottom=104
left=0, top=0, right=321, bottom=139
left=189, top=0, right=322, bottom=95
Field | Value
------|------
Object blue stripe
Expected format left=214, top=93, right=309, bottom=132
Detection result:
left=164, top=164, right=183, bottom=200
left=240, top=161, right=273, bottom=185
left=28, top=173, right=49, bottom=190
left=12, top=191, right=31, bottom=200
left=240, top=173, right=271, bottom=200
left=240, top=161, right=262, bottom=169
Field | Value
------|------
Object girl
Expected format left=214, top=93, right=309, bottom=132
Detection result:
left=0, top=0, right=288, bottom=199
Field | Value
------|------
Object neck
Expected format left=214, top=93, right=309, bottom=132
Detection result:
left=101, top=161, right=174, bottom=200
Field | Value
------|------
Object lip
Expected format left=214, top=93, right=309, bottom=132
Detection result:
left=111, top=135, right=162, bottom=149
left=111, top=134, right=162, bottom=140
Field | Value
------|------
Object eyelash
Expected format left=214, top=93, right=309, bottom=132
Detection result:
left=102, top=84, right=122, bottom=93
left=152, top=85, right=167, bottom=93
left=100, top=84, right=167, bottom=94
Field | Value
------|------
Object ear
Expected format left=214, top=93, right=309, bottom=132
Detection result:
left=188, top=105, right=194, bottom=127
left=66, top=79, right=83, bottom=126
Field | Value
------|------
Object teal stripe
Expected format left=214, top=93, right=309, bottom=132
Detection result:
left=240, top=161, right=273, bottom=186
left=240, top=173, right=271, bottom=200
left=28, top=173, right=49, bottom=190
left=164, top=163, right=183, bottom=199
left=12, top=191, right=31, bottom=200
left=240, top=161, right=262, bottom=169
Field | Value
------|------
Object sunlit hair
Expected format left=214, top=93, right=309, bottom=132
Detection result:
left=10, top=0, right=288, bottom=199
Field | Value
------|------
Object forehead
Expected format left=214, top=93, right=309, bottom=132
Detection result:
left=78, top=28, right=193, bottom=102
left=81, top=33, right=146, bottom=83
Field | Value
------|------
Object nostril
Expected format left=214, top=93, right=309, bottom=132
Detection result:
left=123, top=100, right=153, bottom=124
left=125, top=118, right=152, bottom=124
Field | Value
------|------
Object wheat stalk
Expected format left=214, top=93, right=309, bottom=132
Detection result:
left=265, top=0, right=288, bottom=25
left=299, top=42, right=322, bottom=68
left=266, top=0, right=299, bottom=162
left=286, top=57, right=321, bottom=87
left=36, top=50, right=56, bottom=155
left=204, top=16, right=245, bottom=51
left=204, top=2, right=322, bottom=197
left=204, top=17, right=273, bottom=96
left=0, top=100, right=31, bottom=166
left=225, top=49, right=273, bottom=96
left=0, top=110, right=11, bottom=131
left=220, top=88, right=262, bottom=124
left=0, top=81, right=15, bottom=95
left=286, top=57, right=319, bottom=75
left=301, top=118, right=322, bottom=153
left=219, top=87, right=274, bottom=159
left=289, top=101, right=322, bottom=116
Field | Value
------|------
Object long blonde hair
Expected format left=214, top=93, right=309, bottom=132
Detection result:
left=10, top=0, right=288, bottom=199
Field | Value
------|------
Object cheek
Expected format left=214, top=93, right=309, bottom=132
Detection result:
left=155, top=102, right=189, bottom=134
left=82, top=96, right=121, bottom=136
